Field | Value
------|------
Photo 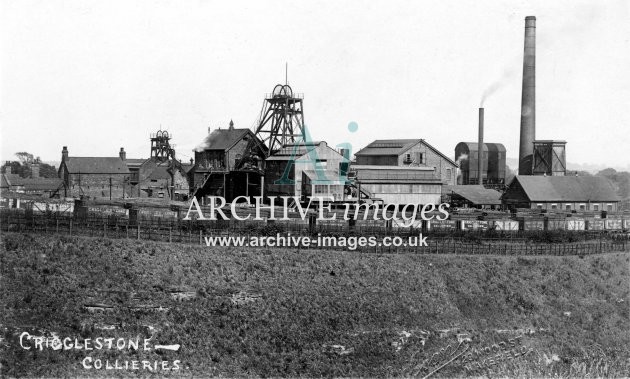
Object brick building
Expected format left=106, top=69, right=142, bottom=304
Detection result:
left=501, top=176, right=620, bottom=211
left=58, top=146, right=131, bottom=199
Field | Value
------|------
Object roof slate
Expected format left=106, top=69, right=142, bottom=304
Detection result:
left=64, top=157, right=130, bottom=174
left=196, top=128, right=250, bottom=151
left=355, top=139, right=458, bottom=167
left=355, top=139, right=421, bottom=156
left=445, top=185, right=502, bottom=205
left=510, top=176, right=620, bottom=202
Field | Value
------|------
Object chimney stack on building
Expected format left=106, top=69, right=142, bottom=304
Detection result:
left=31, top=164, right=40, bottom=178
left=518, top=16, right=536, bottom=175
left=62, top=146, right=69, bottom=162
left=119, top=147, right=126, bottom=161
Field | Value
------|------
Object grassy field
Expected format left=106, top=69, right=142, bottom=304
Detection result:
left=1, top=232, right=629, bottom=378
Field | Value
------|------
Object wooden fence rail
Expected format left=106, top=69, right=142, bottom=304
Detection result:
left=2, top=211, right=629, bottom=256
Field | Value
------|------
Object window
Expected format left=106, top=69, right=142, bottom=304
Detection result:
left=607, top=204, right=613, bottom=212
left=404, top=153, right=412, bottom=163
left=551, top=204, right=557, bottom=210
left=416, top=152, right=426, bottom=164
left=446, top=168, right=452, bottom=178
left=314, top=185, right=328, bottom=194
left=536, top=204, right=543, bottom=210
left=579, top=204, right=586, bottom=211
left=565, top=204, right=571, bottom=211
left=593, top=204, right=599, bottom=211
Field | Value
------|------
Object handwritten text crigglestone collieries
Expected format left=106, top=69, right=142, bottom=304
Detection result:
left=19, top=332, right=181, bottom=371
left=183, top=196, right=451, bottom=227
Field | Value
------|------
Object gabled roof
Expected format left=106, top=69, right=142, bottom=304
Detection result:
left=0, top=174, right=10, bottom=188
left=265, top=141, right=344, bottom=161
left=195, top=128, right=251, bottom=151
left=506, top=176, right=620, bottom=202
left=445, top=185, right=502, bottom=205
left=125, top=158, right=148, bottom=169
left=355, top=139, right=421, bottom=156
left=356, top=139, right=458, bottom=167
left=21, top=178, right=64, bottom=192
left=63, top=157, right=130, bottom=174
left=148, top=164, right=172, bottom=180
left=1, top=174, right=63, bottom=191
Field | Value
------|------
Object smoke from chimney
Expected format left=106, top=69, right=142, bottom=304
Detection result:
left=518, top=16, right=536, bottom=175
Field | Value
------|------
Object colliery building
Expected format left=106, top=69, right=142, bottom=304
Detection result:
left=350, top=165, right=442, bottom=205
left=501, top=176, right=620, bottom=212
left=455, top=142, right=506, bottom=186
left=191, top=121, right=267, bottom=202
left=354, top=139, right=458, bottom=186
left=265, top=141, right=348, bottom=201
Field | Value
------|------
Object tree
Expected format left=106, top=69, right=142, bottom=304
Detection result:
left=1, top=152, right=57, bottom=179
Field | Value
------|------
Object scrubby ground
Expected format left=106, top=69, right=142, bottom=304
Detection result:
left=1, top=232, right=629, bottom=377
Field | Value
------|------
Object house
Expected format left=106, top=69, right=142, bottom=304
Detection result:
left=355, top=139, right=458, bottom=186
left=501, top=175, right=620, bottom=212
left=264, top=141, right=348, bottom=201
left=1, top=173, right=64, bottom=198
left=57, top=146, right=131, bottom=199
left=191, top=121, right=267, bottom=202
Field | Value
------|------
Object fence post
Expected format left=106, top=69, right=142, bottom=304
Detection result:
left=69, top=220, right=73, bottom=235
left=126, top=225, right=129, bottom=239
left=104, top=220, right=106, bottom=237
left=137, top=224, right=140, bottom=240
left=169, top=228, right=172, bottom=243
left=199, top=230, right=202, bottom=245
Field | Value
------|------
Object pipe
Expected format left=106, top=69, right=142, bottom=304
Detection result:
left=518, top=16, right=536, bottom=175
left=478, top=107, right=484, bottom=185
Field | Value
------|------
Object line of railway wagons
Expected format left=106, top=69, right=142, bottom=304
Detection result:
left=424, top=218, right=630, bottom=232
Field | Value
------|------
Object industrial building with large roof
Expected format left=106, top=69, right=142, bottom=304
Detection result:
left=501, top=175, right=620, bottom=211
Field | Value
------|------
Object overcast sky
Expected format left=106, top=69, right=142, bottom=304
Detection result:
left=2, top=0, right=629, bottom=170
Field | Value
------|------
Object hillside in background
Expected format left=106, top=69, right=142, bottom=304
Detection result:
left=1, top=233, right=628, bottom=377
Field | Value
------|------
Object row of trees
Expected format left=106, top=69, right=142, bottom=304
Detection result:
left=1, top=152, right=57, bottom=179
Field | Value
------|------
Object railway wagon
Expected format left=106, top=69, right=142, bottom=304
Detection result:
left=521, top=220, right=545, bottom=231
left=566, top=219, right=586, bottom=231
left=604, top=219, right=623, bottom=231
left=427, top=220, right=457, bottom=231
left=587, top=219, right=605, bottom=231
left=492, top=220, right=519, bottom=231
left=546, top=219, right=567, bottom=231
left=459, top=220, right=489, bottom=231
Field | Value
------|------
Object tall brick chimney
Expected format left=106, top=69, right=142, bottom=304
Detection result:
left=518, top=16, right=536, bottom=175
left=119, top=147, right=126, bottom=161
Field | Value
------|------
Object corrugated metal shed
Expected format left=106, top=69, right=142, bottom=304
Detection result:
left=507, top=176, right=619, bottom=202
left=352, top=165, right=440, bottom=183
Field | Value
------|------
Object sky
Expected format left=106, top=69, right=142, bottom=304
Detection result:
left=1, top=0, right=629, bottom=171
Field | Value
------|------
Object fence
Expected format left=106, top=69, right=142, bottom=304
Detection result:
left=2, top=210, right=629, bottom=256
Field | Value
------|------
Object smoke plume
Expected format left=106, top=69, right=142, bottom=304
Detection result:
left=479, top=67, right=516, bottom=107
